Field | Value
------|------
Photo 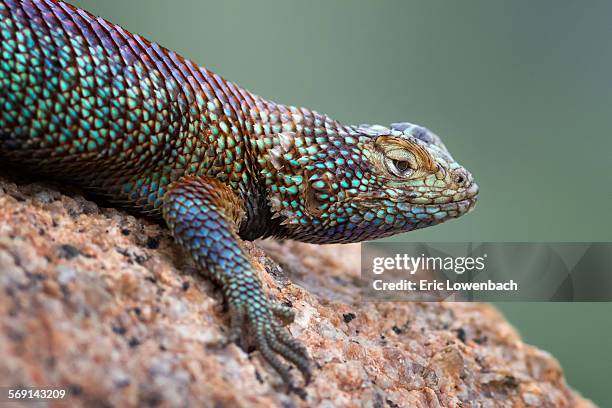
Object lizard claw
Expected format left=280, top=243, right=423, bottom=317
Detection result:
left=229, top=294, right=312, bottom=395
left=270, top=302, right=296, bottom=326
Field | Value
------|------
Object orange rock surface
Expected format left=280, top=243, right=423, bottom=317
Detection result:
left=0, top=177, right=594, bottom=407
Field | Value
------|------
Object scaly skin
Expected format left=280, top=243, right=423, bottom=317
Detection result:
left=0, top=0, right=479, bottom=393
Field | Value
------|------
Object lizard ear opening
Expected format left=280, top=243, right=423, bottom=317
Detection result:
left=302, top=169, right=332, bottom=218
left=303, top=179, right=325, bottom=217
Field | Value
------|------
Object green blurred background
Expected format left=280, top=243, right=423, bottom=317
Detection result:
left=70, top=0, right=612, bottom=405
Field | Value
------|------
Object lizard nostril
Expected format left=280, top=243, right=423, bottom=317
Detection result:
left=453, top=170, right=468, bottom=186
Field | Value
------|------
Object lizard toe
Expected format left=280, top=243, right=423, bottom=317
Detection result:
left=271, top=320, right=312, bottom=385
left=226, top=303, right=246, bottom=345
left=270, top=302, right=296, bottom=325
left=254, top=319, right=295, bottom=387
left=245, top=301, right=311, bottom=397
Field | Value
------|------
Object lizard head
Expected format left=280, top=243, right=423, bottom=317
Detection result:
left=261, top=122, right=478, bottom=243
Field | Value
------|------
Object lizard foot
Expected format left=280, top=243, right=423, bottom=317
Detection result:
left=229, top=297, right=312, bottom=397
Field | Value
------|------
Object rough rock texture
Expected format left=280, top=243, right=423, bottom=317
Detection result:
left=0, top=175, right=594, bottom=408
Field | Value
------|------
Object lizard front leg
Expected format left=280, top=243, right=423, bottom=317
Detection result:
left=162, top=175, right=312, bottom=393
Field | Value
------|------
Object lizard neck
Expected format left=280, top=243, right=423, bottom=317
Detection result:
left=214, top=84, right=356, bottom=240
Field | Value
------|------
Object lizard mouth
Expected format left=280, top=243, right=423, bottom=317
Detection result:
left=443, top=193, right=478, bottom=216
left=452, top=196, right=478, bottom=215
left=433, top=196, right=477, bottom=215
left=435, top=183, right=479, bottom=216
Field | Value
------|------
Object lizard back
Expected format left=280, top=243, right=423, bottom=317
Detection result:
left=0, top=0, right=265, bottom=216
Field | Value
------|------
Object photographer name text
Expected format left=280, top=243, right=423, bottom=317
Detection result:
left=372, top=279, right=518, bottom=292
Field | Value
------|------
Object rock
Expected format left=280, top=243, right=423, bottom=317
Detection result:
left=0, top=175, right=594, bottom=408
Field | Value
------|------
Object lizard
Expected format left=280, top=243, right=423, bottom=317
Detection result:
left=0, top=0, right=479, bottom=395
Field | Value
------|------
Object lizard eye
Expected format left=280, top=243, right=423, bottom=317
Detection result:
left=373, top=137, right=420, bottom=178
left=385, top=156, right=414, bottom=177
left=392, top=159, right=411, bottom=173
